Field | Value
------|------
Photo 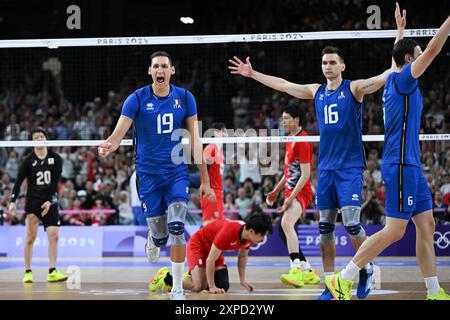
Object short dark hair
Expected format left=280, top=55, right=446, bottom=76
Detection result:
left=392, top=39, right=420, bottom=67
left=283, top=104, right=304, bottom=123
left=210, top=122, right=226, bottom=131
left=150, top=51, right=172, bottom=66
left=322, top=46, right=344, bottom=63
left=245, top=210, right=273, bottom=235
left=31, top=127, right=48, bottom=139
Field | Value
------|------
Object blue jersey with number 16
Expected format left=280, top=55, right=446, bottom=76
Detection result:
left=121, top=84, right=197, bottom=175
left=314, top=79, right=366, bottom=170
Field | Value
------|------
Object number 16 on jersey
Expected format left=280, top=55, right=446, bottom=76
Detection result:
left=324, top=104, right=339, bottom=124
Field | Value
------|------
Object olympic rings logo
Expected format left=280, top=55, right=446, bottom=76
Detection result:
left=434, top=231, right=450, bottom=250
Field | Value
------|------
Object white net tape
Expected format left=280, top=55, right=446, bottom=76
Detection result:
left=1, top=134, right=448, bottom=147
left=0, top=29, right=447, bottom=48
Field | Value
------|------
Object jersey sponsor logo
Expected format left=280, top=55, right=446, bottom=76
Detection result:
left=173, top=99, right=181, bottom=109
left=48, top=158, right=54, bottom=165
left=32, top=160, right=37, bottom=167
left=352, top=194, right=359, bottom=201
left=338, top=91, right=345, bottom=100
left=146, top=103, right=154, bottom=111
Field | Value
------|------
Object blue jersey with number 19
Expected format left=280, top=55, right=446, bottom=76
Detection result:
left=121, top=84, right=197, bottom=175
left=382, top=63, right=422, bottom=167
left=314, top=80, right=365, bottom=170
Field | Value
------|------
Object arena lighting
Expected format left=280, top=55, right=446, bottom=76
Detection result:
left=180, top=16, right=194, bottom=24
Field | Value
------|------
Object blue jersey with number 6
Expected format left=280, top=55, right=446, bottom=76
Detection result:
left=121, top=84, right=197, bottom=175
left=314, top=80, right=365, bottom=170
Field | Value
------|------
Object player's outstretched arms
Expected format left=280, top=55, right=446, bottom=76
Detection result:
left=98, top=115, right=133, bottom=157
left=351, top=69, right=392, bottom=102
left=228, top=56, right=320, bottom=99
left=411, top=14, right=450, bottom=78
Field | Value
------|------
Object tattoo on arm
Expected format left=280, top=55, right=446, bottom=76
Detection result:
left=362, top=82, right=376, bottom=90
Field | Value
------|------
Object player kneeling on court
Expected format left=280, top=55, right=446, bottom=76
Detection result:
left=150, top=210, right=273, bottom=294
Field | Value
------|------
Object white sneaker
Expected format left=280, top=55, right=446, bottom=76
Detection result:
left=169, top=288, right=185, bottom=300
left=145, top=238, right=160, bottom=263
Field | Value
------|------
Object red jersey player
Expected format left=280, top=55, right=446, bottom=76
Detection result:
left=266, top=105, right=320, bottom=287
left=200, top=123, right=227, bottom=225
left=149, top=211, right=273, bottom=294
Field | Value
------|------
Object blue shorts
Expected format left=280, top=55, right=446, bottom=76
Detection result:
left=382, top=163, right=432, bottom=220
left=136, top=170, right=190, bottom=218
left=316, top=168, right=363, bottom=209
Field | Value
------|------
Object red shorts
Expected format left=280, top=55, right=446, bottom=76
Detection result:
left=200, top=193, right=224, bottom=222
left=284, top=189, right=313, bottom=212
left=187, top=236, right=226, bottom=272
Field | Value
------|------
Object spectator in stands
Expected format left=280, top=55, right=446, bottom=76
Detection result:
left=360, top=184, right=385, bottom=225
left=433, top=191, right=450, bottom=224
left=235, top=187, right=252, bottom=220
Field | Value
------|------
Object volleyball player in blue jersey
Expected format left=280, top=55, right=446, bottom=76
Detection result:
left=325, top=13, right=450, bottom=301
left=229, top=3, right=407, bottom=300
left=99, top=51, right=214, bottom=298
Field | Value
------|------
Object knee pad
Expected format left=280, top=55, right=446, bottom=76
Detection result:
left=147, top=215, right=168, bottom=247
left=168, top=202, right=187, bottom=245
left=341, top=206, right=366, bottom=240
left=214, top=268, right=230, bottom=292
left=319, top=209, right=337, bottom=243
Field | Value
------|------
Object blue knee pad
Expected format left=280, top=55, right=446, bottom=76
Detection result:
left=319, top=222, right=335, bottom=234
left=319, top=222, right=335, bottom=243
left=345, top=223, right=362, bottom=236
left=152, top=236, right=168, bottom=247
left=168, top=203, right=187, bottom=245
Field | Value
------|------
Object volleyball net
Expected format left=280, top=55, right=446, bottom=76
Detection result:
left=0, top=29, right=449, bottom=224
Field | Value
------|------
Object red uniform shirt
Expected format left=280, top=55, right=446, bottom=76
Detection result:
left=284, top=130, right=313, bottom=195
left=191, top=219, right=252, bottom=252
left=203, top=144, right=224, bottom=196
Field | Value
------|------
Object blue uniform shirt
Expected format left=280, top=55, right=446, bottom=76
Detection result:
left=314, top=79, right=366, bottom=170
left=382, top=63, right=422, bottom=167
left=121, top=84, right=197, bottom=174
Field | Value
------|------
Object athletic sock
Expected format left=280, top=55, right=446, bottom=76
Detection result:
left=289, top=253, right=301, bottom=269
left=424, top=276, right=440, bottom=296
left=49, top=268, right=56, bottom=274
left=341, top=260, right=361, bottom=281
left=299, top=260, right=313, bottom=272
left=25, top=269, right=32, bottom=273
left=171, top=262, right=184, bottom=291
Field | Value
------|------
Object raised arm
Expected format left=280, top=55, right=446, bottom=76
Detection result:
left=229, top=56, right=320, bottom=99
left=351, top=3, right=406, bottom=101
left=391, top=2, right=407, bottom=69
left=411, top=14, right=450, bottom=78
